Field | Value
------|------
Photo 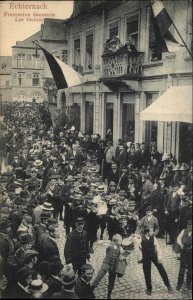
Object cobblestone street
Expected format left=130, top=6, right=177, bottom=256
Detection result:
left=57, top=221, right=192, bottom=300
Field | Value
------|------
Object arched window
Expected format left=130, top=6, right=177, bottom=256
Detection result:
left=32, top=74, right=39, bottom=86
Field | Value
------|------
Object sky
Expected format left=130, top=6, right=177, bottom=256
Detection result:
left=0, top=1, right=74, bottom=56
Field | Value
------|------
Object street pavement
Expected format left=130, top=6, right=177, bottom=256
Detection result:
left=57, top=221, right=192, bottom=299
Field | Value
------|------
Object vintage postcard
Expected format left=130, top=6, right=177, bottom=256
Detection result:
left=0, top=1, right=192, bottom=299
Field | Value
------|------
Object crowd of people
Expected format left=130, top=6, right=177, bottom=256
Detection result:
left=0, top=102, right=192, bottom=299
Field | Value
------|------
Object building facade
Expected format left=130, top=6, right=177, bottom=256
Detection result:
left=0, top=56, right=12, bottom=102
left=11, top=18, right=69, bottom=103
left=59, top=0, right=192, bottom=162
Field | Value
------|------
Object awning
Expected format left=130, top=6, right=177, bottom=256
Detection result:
left=140, top=86, right=192, bottom=123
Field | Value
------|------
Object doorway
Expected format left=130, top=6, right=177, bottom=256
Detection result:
left=85, top=101, right=94, bottom=134
left=106, top=102, right=114, bottom=136
left=179, top=123, right=192, bottom=163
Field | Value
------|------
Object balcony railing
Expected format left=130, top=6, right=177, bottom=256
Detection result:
left=102, top=51, right=144, bottom=78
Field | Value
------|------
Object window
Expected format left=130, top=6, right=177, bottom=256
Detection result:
left=27, top=73, right=32, bottom=86
left=32, top=55, right=40, bottom=68
left=18, top=73, right=24, bottom=86
left=32, top=74, right=39, bottom=86
left=109, top=26, right=118, bottom=40
left=74, top=39, right=81, bottom=66
left=27, top=54, right=32, bottom=61
left=85, top=33, right=93, bottom=71
left=126, top=14, right=139, bottom=50
left=61, top=50, right=68, bottom=64
left=17, top=54, right=25, bottom=68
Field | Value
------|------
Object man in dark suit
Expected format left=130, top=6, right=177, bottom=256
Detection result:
left=69, top=144, right=82, bottom=169
left=107, top=162, right=119, bottom=186
left=64, top=217, right=90, bottom=275
left=140, top=143, right=150, bottom=168
left=75, top=264, right=95, bottom=299
left=10, top=153, right=22, bottom=170
left=64, top=157, right=78, bottom=176
left=47, top=158, right=63, bottom=179
left=164, top=182, right=181, bottom=245
left=37, top=225, right=61, bottom=264
left=116, top=144, right=127, bottom=169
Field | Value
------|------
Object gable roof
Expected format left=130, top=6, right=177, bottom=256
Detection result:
left=13, top=31, right=42, bottom=49
left=41, top=18, right=69, bottom=42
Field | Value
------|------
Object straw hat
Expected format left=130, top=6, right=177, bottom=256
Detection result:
left=40, top=202, right=54, bottom=211
left=34, top=160, right=43, bottom=167
left=29, top=279, right=48, bottom=294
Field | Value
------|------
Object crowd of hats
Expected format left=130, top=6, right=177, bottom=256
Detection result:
left=0, top=101, right=192, bottom=298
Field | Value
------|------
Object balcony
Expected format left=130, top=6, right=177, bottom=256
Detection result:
left=101, top=51, right=144, bottom=79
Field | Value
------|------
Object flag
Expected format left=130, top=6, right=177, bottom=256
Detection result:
left=41, top=46, right=84, bottom=89
left=151, top=0, right=184, bottom=52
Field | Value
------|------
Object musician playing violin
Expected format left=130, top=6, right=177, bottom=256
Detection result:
left=46, top=175, right=63, bottom=221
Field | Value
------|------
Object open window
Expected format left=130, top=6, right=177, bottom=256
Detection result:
left=74, top=39, right=81, bottom=66
left=85, top=33, right=93, bottom=71
left=126, top=13, right=139, bottom=50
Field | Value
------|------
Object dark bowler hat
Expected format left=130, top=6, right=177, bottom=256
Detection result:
left=19, top=233, right=34, bottom=244
left=20, top=190, right=29, bottom=198
left=75, top=217, right=85, bottom=225
left=146, top=205, right=153, bottom=212
left=40, top=211, right=51, bottom=220
left=14, top=197, right=26, bottom=206
left=23, top=250, right=39, bottom=262
left=69, top=156, right=75, bottom=161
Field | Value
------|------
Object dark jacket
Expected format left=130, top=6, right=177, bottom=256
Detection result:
left=52, top=290, right=79, bottom=299
left=5, top=282, right=31, bottom=299
left=37, top=232, right=60, bottom=263
left=75, top=277, right=95, bottom=299
left=107, top=169, right=119, bottom=185
left=64, top=229, right=90, bottom=266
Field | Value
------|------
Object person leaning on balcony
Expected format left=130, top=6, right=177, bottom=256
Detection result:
left=124, top=40, right=138, bottom=54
